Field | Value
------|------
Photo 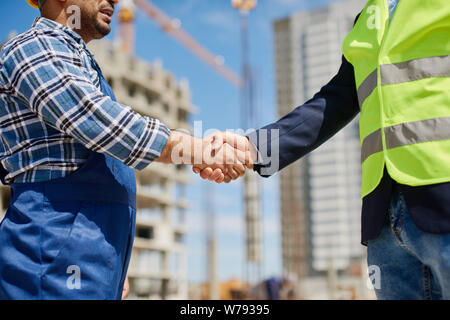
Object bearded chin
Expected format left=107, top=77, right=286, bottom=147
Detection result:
left=94, top=19, right=111, bottom=38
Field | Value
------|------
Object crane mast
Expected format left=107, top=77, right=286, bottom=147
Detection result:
left=231, top=0, right=263, bottom=290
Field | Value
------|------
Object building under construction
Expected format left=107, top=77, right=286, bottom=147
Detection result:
left=90, top=40, right=195, bottom=300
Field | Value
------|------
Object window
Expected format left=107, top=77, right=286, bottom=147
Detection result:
left=145, top=91, right=156, bottom=105
left=129, top=57, right=136, bottom=71
left=174, top=232, right=183, bottom=243
left=128, top=84, right=137, bottom=97
left=136, top=227, right=154, bottom=239
left=178, top=109, right=187, bottom=122
left=163, top=103, right=170, bottom=113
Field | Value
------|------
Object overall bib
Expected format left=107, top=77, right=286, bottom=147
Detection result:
left=0, top=62, right=137, bottom=300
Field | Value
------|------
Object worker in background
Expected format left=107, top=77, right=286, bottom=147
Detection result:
left=196, top=0, right=450, bottom=300
left=0, top=0, right=249, bottom=299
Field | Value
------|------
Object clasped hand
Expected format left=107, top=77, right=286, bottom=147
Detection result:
left=193, top=131, right=257, bottom=184
left=158, top=130, right=257, bottom=183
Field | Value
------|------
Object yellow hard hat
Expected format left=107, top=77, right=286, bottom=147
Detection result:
left=26, top=0, right=39, bottom=9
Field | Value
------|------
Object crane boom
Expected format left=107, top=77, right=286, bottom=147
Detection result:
left=130, top=0, right=243, bottom=88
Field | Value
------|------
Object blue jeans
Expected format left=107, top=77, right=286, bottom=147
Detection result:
left=367, top=187, right=450, bottom=300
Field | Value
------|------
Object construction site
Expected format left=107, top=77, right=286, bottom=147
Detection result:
left=0, top=0, right=381, bottom=300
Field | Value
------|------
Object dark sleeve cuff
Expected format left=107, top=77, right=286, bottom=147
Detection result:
left=246, top=129, right=279, bottom=178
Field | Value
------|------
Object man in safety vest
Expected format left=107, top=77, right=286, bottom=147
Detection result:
left=197, top=0, right=450, bottom=300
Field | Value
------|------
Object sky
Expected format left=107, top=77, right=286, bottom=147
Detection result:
left=0, top=0, right=344, bottom=284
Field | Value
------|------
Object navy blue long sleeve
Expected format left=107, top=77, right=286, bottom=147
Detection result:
left=251, top=50, right=450, bottom=246
left=252, top=55, right=360, bottom=177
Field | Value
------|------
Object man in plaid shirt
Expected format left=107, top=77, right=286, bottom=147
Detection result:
left=0, top=0, right=252, bottom=299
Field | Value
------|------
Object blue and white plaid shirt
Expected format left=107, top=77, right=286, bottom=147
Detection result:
left=0, top=18, right=170, bottom=183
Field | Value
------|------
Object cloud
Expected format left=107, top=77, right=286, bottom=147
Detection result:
left=200, top=10, right=238, bottom=32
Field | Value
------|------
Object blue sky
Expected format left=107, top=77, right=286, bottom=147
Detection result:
left=0, top=0, right=344, bottom=283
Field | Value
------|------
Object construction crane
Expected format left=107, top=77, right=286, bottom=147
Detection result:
left=204, top=184, right=219, bottom=300
left=117, top=0, right=243, bottom=88
left=231, top=0, right=263, bottom=290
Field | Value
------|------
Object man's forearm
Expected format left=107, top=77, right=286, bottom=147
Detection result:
left=251, top=55, right=360, bottom=177
left=156, top=130, right=202, bottom=165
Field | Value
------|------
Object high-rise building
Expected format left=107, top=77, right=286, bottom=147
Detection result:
left=273, top=0, right=367, bottom=288
left=88, top=40, right=196, bottom=299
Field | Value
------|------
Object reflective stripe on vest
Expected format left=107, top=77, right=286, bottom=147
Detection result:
left=357, top=55, right=450, bottom=108
left=361, top=117, right=450, bottom=163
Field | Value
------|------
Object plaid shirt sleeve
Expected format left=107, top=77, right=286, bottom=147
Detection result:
left=3, top=31, right=170, bottom=171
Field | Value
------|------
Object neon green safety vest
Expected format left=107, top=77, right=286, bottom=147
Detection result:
left=342, top=0, right=450, bottom=198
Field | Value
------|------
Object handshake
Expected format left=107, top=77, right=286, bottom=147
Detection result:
left=157, top=130, right=259, bottom=183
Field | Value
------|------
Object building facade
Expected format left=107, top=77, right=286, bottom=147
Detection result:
left=273, top=0, right=367, bottom=289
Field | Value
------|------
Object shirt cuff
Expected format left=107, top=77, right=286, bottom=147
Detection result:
left=125, top=118, right=171, bottom=170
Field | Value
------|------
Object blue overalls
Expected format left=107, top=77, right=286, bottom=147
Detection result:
left=0, top=63, right=137, bottom=300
